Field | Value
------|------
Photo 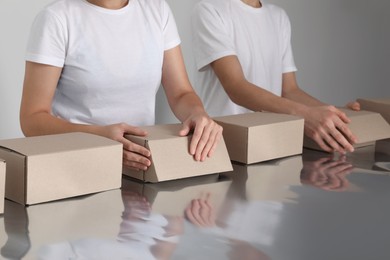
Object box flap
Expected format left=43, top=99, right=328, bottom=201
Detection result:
left=0, top=132, right=120, bottom=156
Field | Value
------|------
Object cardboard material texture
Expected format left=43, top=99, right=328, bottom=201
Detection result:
left=122, top=174, right=231, bottom=216
left=0, top=133, right=122, bottom=205
left=303, top=108, right=390, bottom=152
left=0, top=159, right=5, bottom=214
left=123, top=124, right=233, bottom=183
left=213, top=112, right=304, bottom=164
left=357, top=98, right=390, bottom=124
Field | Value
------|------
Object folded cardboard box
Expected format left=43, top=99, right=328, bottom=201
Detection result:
left=122, top=174, right=231, bottom=216
left=213, top=112, right=304, bottom=164
left=0, top=159, right=5, bottom=214
left=0, top=133, right=122, bottom=205
left=357, top=98, right=390, bottom=124
left=303, top=108, right=390, bottom=152
left=123, top=124, right=233, bottom=183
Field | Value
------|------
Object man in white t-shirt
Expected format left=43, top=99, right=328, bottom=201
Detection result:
left=192, top=0, right=360, bottom=154
left=21, top=0, right=223, bottom=171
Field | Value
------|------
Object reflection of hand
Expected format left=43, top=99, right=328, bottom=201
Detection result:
left=303, top=106, right=357, bottom=153
left=300, top=156, right=353, bottom=191
left=179, top=113, right=223, bottom=161
left=121, top=190, right=151, bottom=220
left=185, top=193, right=216, bottom=227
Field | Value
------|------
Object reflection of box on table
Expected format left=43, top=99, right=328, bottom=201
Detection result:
left=0, top=159, right=5, bottom=214
left=304, top=108, right=390, bottom=152
left=0, top=189, right=123, bottom=259
left=231, top=155, right=303, bottom=202
left=214, top=112, right=304, bottom=164
left=123, top=124, right=232, bottom=183
left=358, top=98, right=390, bottom=124
left=123, top=175, right=232, bottom=216
left=0, top=133, right=122, bottom=205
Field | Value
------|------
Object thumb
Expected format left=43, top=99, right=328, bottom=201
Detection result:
left=179, top=121, right=191, bottom=137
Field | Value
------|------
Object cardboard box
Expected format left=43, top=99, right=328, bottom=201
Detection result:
left=0, top=159, right=5, bottom=214
left=123, top=124, right=233, bottom=183
left=304, top=109, right=390, bottom=152
left=122, top=174, right=231, bottom=216
left=213, top=112, right=304, bottom=164
left=358, top=98, right=390, bottom=124
left=0, top=133, right=122, bottom=205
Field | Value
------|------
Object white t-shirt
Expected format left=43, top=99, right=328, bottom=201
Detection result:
left=191, top=0, right=297, bottom=117
left=26, top=0, right=181, bottom=126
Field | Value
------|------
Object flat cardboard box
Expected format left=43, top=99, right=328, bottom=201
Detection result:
left=358, top=98, right=390, bottom=124
left=0, top=133, right=122, bottom=205
left=123, top=124, right=233, bottom=183
left=0, top=159, right=5, bottom=214
left=304, top=108, right=390, bottom=152
left=122, top=174, right=231, bottom=216
left=213, top=112, right=304, bottom=164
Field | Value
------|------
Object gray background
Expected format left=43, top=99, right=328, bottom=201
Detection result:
left=1, top=0, right=389, bottom=139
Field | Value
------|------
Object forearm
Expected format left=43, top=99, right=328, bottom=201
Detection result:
left=20, top=112, right=103, bottom=137
left=169, top=91, right=207, bottom=123
left=282, top=87, right=326, bottom=107
left=229, top=81, right=311, bottom=117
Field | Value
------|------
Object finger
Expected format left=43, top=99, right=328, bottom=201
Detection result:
left=121, top=138, right=151, bottom=157
left=346, top=101, right=360, bottom=111
left=334, top=108, right=350, bottom=124
left=190, top=123, right=205, bottom=157
left=335, top=121, right=358, bottom=145
left=123, top=150, right=151, bottom=169
left=311, top=133, right=333, bottom=153
left=329, top=127, right=355, bottom=153
left=195, top=125, right=212, bottom=161
left=179, top=121, right=191, bottom=137
left=204, top=126, right=222, bottom=160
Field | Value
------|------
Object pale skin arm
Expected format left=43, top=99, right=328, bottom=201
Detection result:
left=211, top=55, right=357, bottom=153
left=161, top=45, right=222, bottom=161
left=20, top=61, right=152, bottom=171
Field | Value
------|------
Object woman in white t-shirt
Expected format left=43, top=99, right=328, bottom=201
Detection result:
left=20, top=0, right=222, bottom=171
left=192, top=0, right=360, bottom=154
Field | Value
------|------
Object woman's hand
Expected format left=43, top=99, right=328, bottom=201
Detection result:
left=99, top=123, right=151, bottom=171
left=179, top=112, right=223, bottom=161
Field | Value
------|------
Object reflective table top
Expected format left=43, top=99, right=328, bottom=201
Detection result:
left=1, top=139, right=390, bottom=260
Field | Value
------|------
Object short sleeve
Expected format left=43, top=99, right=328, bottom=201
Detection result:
left=279, top=9, right=297, bottom=73
left=191, top=2, right=236, bottom=71
left=162, top=1, right=181, bottom=51
left=25, top=9, right=67, bottom=68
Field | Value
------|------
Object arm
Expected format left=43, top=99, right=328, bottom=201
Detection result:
left=20, top=61, right=151, bottom=171
left=161, top=46, right=222, bottom=161
left=211, top=55, right=357, bottom=153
